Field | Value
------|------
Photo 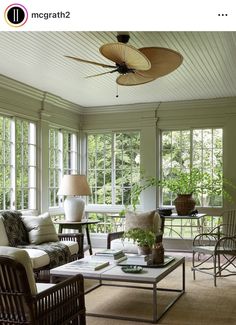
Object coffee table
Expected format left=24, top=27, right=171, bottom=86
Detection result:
left=50, top=256, right=185, bottom=323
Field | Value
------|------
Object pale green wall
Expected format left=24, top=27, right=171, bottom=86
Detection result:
left=1, top=74, right=236, bottom=215
left=83, top=98, right=236, bottom=215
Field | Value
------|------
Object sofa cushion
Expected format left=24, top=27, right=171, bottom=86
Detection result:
left=1, top=211, right=29, bottom=246
left=36, top=283, right=55, bottom=293
left=20, top=242, right=71, bottom=269
left=0, top=246, right=37, bottom=295
left=21, top=248, right=50, bottom=269
left=21, top=213, right=58, bottom=244
left=61, top=240, right=79, bottom=256
left=0, top=216, right=9, bottom=246
left=125, top=210, right=161, bottom=234
left=22, top=241, right=77, bottom=270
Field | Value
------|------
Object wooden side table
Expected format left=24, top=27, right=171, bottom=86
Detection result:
left=54, top=220, right=99, bottom=255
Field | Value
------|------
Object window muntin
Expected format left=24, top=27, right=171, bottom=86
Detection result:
left=161, top=128, right=223, bottom=207
left=49, top=128, right=62, bottom=208
left=0, top=116, right=36, bottom=210
left=87, top=132, right=140, bottom=206
left=49, top=128, right=78, bottom=208
left=16, top=120, right=37, bottom=210
left=0, top=117, right=13, bottom=210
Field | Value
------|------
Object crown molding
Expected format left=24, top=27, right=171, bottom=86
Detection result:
left=0, top=74, right=43, bottom=101
left=0, top=74, right=83, bottom=115
left=158, top=97, right=236, bottom=112
left=1, top=73, right=236, bottom=119
left=80, top=102, right=159, bottom=115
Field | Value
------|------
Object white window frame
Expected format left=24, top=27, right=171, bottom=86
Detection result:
left=160, top=127, right=223, bottom=207
left=48, top=127, right=78, bottom=209
left=0, top=115, right=37, bottom=211
left=87, top=131, right=140, bottom=207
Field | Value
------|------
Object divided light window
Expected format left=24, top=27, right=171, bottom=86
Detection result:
left=49, top=128, right=78, bottom=208
left=87, top=132, right=140, bottom=206
left=161, top=128, right=223, bottom=207
left=0, top=116, right=36, bottom=210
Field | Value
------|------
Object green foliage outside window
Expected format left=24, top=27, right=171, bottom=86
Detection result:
left=87, top=132, right=140, bottom=206
left=0, top=116, right=36, bottom=210
left=161, top=128, right=226, bottom=207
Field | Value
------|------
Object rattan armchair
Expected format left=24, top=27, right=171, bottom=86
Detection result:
left=0, top=247, right=86, bottom=324
left=192, top=210, right=236, bottom=286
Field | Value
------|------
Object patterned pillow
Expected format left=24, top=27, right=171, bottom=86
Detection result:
left=21, top=212, right=59, bottom=244
left=1, top=210, right=29, bottom=246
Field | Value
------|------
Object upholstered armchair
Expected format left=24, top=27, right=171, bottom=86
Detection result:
left=107, top=210, right=164, bottom=253
left=0, top=247, right=86, bottom=324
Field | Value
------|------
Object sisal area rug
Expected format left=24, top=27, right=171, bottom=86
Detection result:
left=85, top=260, right=236, bottom=325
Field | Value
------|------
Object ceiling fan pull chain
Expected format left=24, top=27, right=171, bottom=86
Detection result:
left=116, top=83, right=119, bottom=98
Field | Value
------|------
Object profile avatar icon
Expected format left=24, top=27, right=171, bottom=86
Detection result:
left=4, top=3, right=28, bottom=27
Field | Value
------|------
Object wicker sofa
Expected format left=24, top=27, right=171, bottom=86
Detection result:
left=0, top=210, right=84, bottom=273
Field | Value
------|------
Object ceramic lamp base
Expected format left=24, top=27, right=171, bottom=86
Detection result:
left=64, top=196, right=85, bottom=221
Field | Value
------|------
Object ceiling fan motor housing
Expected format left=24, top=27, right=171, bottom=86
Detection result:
left=116, top=63, right=134, bottom=75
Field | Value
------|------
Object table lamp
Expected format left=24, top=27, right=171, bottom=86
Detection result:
left=57, top=174, right=91, bottom=221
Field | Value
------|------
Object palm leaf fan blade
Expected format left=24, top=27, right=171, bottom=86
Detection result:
left=100, top=43, right=151, bottom=70
left=137, top=47, right=183, bottom=79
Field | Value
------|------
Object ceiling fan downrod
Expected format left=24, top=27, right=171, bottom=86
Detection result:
left=117, top=34, right=130, bottom=44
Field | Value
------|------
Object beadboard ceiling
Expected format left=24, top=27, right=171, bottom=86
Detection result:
left=0, top=31, right=236, bottom=108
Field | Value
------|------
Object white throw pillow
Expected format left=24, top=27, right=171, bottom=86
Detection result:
left=21, top=213, right=58, bottom=245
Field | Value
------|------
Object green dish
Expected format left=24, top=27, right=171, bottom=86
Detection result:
left=121, top=265, right=143, bottom=273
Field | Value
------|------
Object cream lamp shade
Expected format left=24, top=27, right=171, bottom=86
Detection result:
left=58, top=174, right=91, bottom=221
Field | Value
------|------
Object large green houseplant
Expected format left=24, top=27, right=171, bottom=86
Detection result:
left=159, top=168, right=235, bottom=215
left=129, top=168, right=235, bottom=216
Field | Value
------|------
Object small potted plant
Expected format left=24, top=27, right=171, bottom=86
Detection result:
left=123, top=228, right=156, bottom=255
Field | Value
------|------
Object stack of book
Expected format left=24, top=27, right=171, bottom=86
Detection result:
left=126, top=254, right=149, bottom=262
left=119, top=253, right=152, bottom=266
left=66, top=260, right=109, bottom=271
left=119, top=254, right=175, bottom=267
left=91, top=249, right=127, bottom=264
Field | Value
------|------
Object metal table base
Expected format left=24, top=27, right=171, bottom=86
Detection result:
left=86, top=261, right=185, bottom=324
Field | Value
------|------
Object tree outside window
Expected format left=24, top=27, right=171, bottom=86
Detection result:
left=161, top=128, right=223, bottom=207
left=0, top=116, right=36, bottom=210
left=87, top=132, right=140, bottom=206
left=49, top=128, right=78, bottom=208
